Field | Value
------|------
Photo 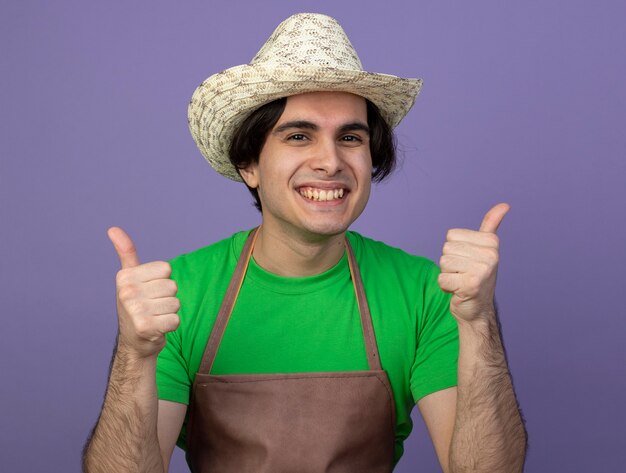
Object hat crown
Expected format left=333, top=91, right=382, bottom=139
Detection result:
left=250, top=13, right=363, bottom=70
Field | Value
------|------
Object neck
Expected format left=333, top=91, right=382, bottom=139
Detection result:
left=252, top=225, right=346, bottom=277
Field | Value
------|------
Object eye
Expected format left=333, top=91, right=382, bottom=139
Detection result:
left=287, top=133, right=308, bottom=141
left=340, top=134, right=363, bottom=144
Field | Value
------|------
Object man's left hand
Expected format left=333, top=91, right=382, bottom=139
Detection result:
left=438, top=203, right=510, bottom=323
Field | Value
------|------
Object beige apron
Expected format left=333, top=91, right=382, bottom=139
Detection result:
left=186, top=228, right=397, bottom=472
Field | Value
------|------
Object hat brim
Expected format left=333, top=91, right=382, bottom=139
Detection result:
left=188, top=63, right=423, bottom=181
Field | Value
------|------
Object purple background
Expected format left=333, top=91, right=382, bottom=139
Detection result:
left=2, top=1, right=625, bottom=472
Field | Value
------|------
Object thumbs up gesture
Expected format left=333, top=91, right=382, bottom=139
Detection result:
left=107, top=227, right=180, bottom=358
left=438, top=203, right=510, bottom=323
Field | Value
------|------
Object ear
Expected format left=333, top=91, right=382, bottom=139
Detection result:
left=238, top=162, right=259, bottom=189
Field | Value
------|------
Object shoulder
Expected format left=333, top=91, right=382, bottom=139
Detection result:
left=346, top=231, right=438, bottom=280
left=167, top=229, right=254, bottom=282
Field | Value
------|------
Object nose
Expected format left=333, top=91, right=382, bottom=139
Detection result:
left=309, top=138, right=344, bottom=176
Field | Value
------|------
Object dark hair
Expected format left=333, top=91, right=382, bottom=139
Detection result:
left=229, top=97, right=397, bottom=212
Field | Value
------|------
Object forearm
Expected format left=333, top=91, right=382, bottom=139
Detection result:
left=448, top=310, right=527, bottom=473
left=83, top=344, right=165, bottom=473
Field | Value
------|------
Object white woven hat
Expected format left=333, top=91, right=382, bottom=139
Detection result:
left=188, top=13, right=423, bottom=181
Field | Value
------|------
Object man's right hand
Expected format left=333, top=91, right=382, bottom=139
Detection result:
left=107, top=227, right=180, bottom=358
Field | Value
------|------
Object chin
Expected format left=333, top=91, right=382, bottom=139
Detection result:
left=298, top=219, right=353, bottom=239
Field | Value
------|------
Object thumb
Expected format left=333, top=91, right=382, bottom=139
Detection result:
left=107, top=226, right=140, bottom=269
left=479, top=203, right=510, bottom=234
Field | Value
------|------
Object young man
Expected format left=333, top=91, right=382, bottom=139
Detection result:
left=83, top=13, right=526, bottom=473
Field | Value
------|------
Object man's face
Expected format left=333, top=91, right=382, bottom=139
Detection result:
left=240, top=91, right=372, bottom=241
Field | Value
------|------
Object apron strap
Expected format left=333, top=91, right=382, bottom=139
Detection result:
left=196, top=228, right=383, bottom=375
left=345, top=238, right=383, bottom=371
left=197, top=227, right=259, bottom=376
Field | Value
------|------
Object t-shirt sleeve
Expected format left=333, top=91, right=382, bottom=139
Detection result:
left=156, top=330, right=190, bottom=404
left=410, top=261, right=459, bottom=403
left=156, top=255, right=192, bottom=405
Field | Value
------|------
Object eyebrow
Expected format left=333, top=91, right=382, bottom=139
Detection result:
left=272, top=120, right=370, bottom=135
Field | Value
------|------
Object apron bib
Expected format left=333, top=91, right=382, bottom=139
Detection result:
left=186, top=228, right=396, bottom=472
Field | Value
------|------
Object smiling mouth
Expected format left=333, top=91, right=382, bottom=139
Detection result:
left=298, top=186, right=346, bottom=202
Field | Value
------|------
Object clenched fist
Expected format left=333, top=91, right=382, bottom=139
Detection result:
left=438, top=203, right=510, bottom=323
left=108, top=227, right=180, bottom=358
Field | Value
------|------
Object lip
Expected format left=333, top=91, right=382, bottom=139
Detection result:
left=297, top=193, right=346, bottom=207
left=295, top=181, right=351, bottom=191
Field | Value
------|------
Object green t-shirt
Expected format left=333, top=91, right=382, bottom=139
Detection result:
left=157, top=229, right=459, bottom=464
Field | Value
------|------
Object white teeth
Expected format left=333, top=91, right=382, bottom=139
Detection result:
left=299, top=187, right=346, bottom=202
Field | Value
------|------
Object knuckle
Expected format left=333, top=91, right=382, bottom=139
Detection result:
left=134, top=318, right=157, bottom=340
left=438, top=272, right=450, bottom=287
left=157, top=297, right=180, bottom=314
left=478, top=261, right=492, bottom=276
left=447, top=228, right=464, bottom=241
left=485, top=233, right=500, bottom=247
left=167, top=279, right=178, bottom=295
left=487, top=248, right=500, bottom=264
left=133, top=317, right=148, bottom=336
left=118, top=284, right=138, bottom=301
left=116, top=268, right=132, bottom=286
left=467, top=273, right=481, bottom=290
left=439, top=255, right=451, bottom=268
left=166, top=314, right=181, bottom=332
left=148, top=333, right=164, bottom=344
left=158, top=261, right=172, bottom=277
left=127, top=298, right=146, bottom=316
